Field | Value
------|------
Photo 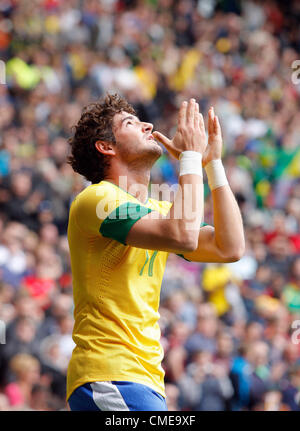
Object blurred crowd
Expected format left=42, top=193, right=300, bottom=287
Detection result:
left=0, top=0, right=299, bottom=411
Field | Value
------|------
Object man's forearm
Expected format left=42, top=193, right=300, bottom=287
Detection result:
left=168, top=172, right=204, bottom=250
left=124, top=174, right=204, bottom=254
left=179, top=107, right=245, bottom=263
left=211, top=184, right=245, bottom=259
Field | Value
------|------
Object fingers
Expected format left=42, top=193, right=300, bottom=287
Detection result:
left=175, top=98, right=207, bottom=153
left=178, top=100, right=187, bottom=128
left=186, top=98, right=196, bottom=126
left=179, top=102, right=219, bottom=134
left=153, top=130, right=180, bottom=159
left=178, top=101, right=220, bottom=139
left=194, top=101, right=200, bottom=128
left=208, top=107, right=214, bottom=135
left=152, top=131, right=171, bottom=147
left=208, top=107, right=221, bottom=136
left=198, top=112, right=205, bottom=136
left=193, top=101, right=205, bottom=137
left=214, top=115, right=221, bottom=136
left=179, top=98, right=197, bottom=128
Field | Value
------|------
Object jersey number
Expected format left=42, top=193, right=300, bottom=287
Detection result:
left=139, top=251, right=158, bottom=277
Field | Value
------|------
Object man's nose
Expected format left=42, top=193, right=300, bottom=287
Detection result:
left=142, top=122, right=153, bottom=133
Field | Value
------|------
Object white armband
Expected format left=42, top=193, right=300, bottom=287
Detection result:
left=179, top=151, right=203, bottom=177
left=205, top=159, right=228, bottom=190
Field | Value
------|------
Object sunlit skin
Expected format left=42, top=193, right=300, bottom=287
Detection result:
left=153, top=107, right=222, bottom=167
left=94, top=100, right=245, bottom=261
left=95, top=106, right=222, bottom=203
left=95, top=111, right=163, bottom=203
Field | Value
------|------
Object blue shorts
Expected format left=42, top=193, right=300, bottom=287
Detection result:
left=68, top=381, right=167, bottom=411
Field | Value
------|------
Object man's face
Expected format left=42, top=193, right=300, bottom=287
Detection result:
left=112, top=111, right=163, bottom=163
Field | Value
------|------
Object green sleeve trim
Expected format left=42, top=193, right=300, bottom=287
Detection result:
left=139, top=250, right=149, bottom=276
left=176, top=253, right=191, bottom=262
left=100, top=202, right=152, bottom=245
left=148, top=250, right=158, bottom=276
left=176, top=221, right=208, bottom=261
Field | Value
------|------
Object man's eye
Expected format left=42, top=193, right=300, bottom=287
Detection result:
left=126, top=121, right=132, bottom=126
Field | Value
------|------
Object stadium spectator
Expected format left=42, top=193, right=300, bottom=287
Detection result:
left=4, top=353, right=41, bottom=409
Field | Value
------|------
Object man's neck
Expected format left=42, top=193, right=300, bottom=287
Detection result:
left=104, top=165, right=151, bottom=205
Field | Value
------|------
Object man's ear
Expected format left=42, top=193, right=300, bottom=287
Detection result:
left=95, top=140, right=116, bottom=156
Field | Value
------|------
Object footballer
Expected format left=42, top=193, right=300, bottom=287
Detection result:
left=66, top=94, right=245, bottom=411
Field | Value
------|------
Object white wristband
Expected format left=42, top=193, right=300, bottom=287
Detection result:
left=179, top=151, right=203, bottom=177
left=204, top=159, right=228, bottom=190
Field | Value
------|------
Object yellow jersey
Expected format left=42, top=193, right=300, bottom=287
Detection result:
left=66, top=180, right=172, bottom=400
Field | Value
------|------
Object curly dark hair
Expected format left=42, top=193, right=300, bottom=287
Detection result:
left=68, top=93, right=136, bottom=184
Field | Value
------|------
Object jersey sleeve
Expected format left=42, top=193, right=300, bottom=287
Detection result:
left=73, top=184, right=153, bottom=245
left=99, top=202, right=152, bottom=245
